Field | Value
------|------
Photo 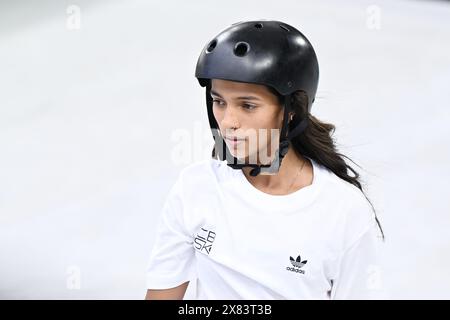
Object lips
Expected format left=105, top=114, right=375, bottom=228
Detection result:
left=224, top=136, right=245, bottom=148
left=224, top=136, right=245, bottom=141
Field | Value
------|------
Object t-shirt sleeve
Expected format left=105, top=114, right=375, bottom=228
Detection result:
left=330, top=220, right=388, bottom=300
left=145, top=176, right=197, bottom=289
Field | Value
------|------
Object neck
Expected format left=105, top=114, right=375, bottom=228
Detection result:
left=241, top=143, right=311, bottom=193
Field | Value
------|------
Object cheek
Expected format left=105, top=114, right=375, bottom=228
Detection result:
left=252, top=109, right=283, bottom=133
left=256, top=110, right=283, bottom=146
left=243, top=115, right=277, bottom=147
left=276, top=109, right=284, bottom=128
left=212, top=107, right=223, bottom=124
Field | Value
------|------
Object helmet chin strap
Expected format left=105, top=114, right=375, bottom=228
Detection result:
left=207, top=88, right=309, bottom=177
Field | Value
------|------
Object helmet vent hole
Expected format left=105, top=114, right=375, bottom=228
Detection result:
left=234, top=42, right=250, bottom=57
left=279, top=24, right=290, bottom=32
left=254, top=23, right=263, bottom=29
left=206, top=39, right=217, bottom=53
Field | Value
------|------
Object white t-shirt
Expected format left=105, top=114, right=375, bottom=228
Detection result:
left=146, top=156, right=386, bottom=299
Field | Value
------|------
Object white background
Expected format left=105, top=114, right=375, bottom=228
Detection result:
left=1, top=0, right=449, bottom=299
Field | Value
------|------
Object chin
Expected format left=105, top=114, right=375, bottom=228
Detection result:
left=231, top=150, right=262, bottom=164
left=229, top=151, right=248, bottom=160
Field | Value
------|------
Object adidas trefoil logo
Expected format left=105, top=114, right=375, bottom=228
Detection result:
left=290, top=255, right=307, bottom=268
left=286, top=254, right=307, bottom=274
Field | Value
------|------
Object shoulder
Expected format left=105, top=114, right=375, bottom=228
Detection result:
left=318, top=164, right=367, bottom=204
left=177, top=157, right=223, bottom=182
left=318, top=164, right=372, bottom=211
left=167, top=158, right=225, bottom=231
left=172, top=157, right=224, bottom=197
left=318, top=165, right=380, bottom=249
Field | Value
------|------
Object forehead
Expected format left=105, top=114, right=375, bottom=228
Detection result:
left=210, top=79, right=274, bottom=100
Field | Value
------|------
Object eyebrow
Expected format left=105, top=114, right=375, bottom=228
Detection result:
left=210, top=89, right=261, bottom=101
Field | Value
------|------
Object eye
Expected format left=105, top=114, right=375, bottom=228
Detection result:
left=212, top=99, right=225, bottom=106
left=242, top=103, right=256, bottom=110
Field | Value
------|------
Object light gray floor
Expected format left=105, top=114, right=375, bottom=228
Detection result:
left=1, top=0, right=449, bottom=299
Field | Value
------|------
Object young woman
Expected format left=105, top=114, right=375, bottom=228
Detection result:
left=145, top=20, right=385, bottom=300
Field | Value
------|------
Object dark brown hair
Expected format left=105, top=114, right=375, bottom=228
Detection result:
left=269, top=88, right=385, bottom=240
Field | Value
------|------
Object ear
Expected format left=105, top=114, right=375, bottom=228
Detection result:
left=288, top=112, right=295, bottom=122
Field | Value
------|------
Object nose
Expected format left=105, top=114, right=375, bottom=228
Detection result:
left=221, top=105, right=240, bottom=130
